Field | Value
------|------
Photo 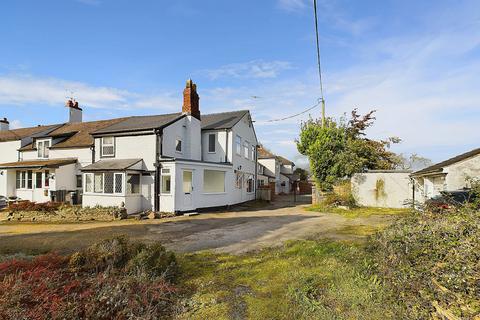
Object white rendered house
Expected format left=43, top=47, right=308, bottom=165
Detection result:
left=0, top=80, right=259, bottom=214
left=257, top=146, right=296, bottom=194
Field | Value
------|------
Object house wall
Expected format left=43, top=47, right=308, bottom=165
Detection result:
left=0, top=141, right=21, bottom=196
left=162, top=116, right=201, bottom=161
left=201, top=130, right=229, bottom=163
left=444, top=155, right=480, bottom=190
left=50, top=148, right=92, bottom=167
left=281, top=164, right=294, bottom=175
left=279, top=174, right=291, bottom=194
left=351, top=172, right=413, bottom=208
left=54, top=164, right=77, bottom=191
left=159, top=160, right=255, bottom=213
left=95, top=134, right=156, bottom=171
left=82, top=194, right=142, bottom=214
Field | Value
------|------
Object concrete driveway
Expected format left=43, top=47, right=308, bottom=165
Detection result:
left=0, top=195, right=394, bottom=255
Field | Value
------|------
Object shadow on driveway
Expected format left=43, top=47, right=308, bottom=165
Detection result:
left=0, top=214, right=319, bottom=255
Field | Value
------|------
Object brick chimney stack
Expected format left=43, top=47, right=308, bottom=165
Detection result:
left=182, top=79, right=200, bottom=120
left=66, top=99, right=83, bottom=123
left=0, top=118, right=9, bottom=131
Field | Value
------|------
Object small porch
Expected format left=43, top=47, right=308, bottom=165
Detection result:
left=0, top=158, right=78, bottom=203
left=81, top=159, right=152, bottom=214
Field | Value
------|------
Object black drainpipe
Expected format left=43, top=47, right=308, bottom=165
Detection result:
left=254, top=144, right=258, bottom=198
left=154, top=129, right=163, bottom=212
left=90, top=144, right=95, bottom=164
left=224, top=129, right=229, bottom=163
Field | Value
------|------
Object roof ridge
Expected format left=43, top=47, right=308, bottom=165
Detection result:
left=203, top=110, right=249, bottom=116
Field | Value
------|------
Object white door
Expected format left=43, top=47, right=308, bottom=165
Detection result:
left=182, top=170, right=194, bottom=211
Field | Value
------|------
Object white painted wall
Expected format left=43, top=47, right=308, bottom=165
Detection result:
left=162, top=116, right=201, bottom=160
left=351, top=172, right=413, bottom=208
left=0, top=141, right=21, bottom=196
left=82, top=194, right=142, bottom=214
left=50, top=148, right=92, bottom=167
left=201, top=130, right=228, bottom=163
left=95, top=134, right=156, bottom=171
left=444, top=155, right=480, bottom=190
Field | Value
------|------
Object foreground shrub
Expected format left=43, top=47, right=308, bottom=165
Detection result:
left=0, top=236, right=179, bottom=319
left=8, top=200, right=63, bottom=213
left=321, top=181, right=357, bottom=208
left=369, top=208, right=480, bottom=319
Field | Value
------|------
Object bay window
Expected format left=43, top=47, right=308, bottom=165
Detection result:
left=84, top=172, right=124, bottom=194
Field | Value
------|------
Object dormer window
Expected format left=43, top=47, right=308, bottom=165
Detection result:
left=101, top=137, right=115, bottom=157
left=37, top=140, right=50, bottom=159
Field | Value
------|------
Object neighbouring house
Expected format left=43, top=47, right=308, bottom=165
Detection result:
left=0, top=80, right=258, bottom=214
left=257, top=146, right=297, bottom=194
left=410, top=148, right=480, bottom=201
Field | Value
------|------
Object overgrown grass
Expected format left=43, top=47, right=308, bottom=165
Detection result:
left=307, top=205, right=410, bottom=218
left=176, top=240, right=404, bottom=319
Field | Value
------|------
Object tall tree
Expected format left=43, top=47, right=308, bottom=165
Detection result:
left=296, top=109, right=401, bottom=190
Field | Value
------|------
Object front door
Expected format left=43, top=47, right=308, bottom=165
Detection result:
left=182, top=170, right=194, bottom=211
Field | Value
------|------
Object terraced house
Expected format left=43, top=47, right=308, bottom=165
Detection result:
left=0, top=80, right=258, bottom=214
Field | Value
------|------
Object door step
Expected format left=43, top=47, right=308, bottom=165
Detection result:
left=183, top=212, right=199, bottom=217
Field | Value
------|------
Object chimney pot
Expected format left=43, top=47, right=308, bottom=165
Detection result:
left=182, top=79, right=201, bottom=120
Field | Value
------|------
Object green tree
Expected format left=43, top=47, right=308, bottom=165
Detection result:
left=296, top=109, right=400, bottom=190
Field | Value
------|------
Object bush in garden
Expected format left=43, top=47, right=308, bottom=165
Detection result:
left=8, top=201, right=63, bottom=213
left=0, top=236, right=180, bottom=319
left=368, top=207, right=480, bottom=319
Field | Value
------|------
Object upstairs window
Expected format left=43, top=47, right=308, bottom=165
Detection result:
left=208, top=133, right=216, bottom=153
left=235, top=135, right=241, bottom=155
left=175, top=139, right=182, bottom=153
left=251, top=145, right=256, bottom=161
left=101, top=137, right=115, bottom=157
left=244, top=141, right=249, bottom=159
left=37, top=140, right=50, bottom=158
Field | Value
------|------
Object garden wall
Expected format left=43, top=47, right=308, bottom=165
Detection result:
left=351, top=170, right=413, bottom=208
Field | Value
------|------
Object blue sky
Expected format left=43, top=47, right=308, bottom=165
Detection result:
left=1, top=0, right=479, bottom=167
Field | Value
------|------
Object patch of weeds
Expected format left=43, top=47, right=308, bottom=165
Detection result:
left=307, top=205, right=410, bottom=218
left=177, top=240, right=403, bottom=319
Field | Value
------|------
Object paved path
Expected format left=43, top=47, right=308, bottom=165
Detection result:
left=0, top=196, right=394, bottom=255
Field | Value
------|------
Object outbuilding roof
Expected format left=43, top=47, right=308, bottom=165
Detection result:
left=0, top=158, right=77, bottom=169
left=81, top=159, right=143, bottom=171
left=411, top=148, right=480, bottom=176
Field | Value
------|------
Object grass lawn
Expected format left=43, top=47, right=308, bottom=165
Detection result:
left=176, top=239, right=402, bottom=320
left=306, top=205, right=411, bottom=219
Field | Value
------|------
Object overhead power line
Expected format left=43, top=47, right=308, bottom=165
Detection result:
left=264, top=100, right=322, bottom=122
left=313, top=0, right=326, bottom=127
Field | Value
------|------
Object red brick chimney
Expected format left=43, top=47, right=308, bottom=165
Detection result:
left=182, top=79, right=200, bottom=120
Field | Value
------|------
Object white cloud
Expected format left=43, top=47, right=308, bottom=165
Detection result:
left=0, top=74, right=179, bottom=112
left=9, top=120, right=23, bottom=129
left=277, top=0, right=307, bottom=12
left=203, top=60, right=292, bottom=80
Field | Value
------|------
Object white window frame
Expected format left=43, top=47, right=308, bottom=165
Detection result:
left=235, top=135, right=242, bottom=155
left=37, top=139, right=50, bottom=159
left=244, top=141, right=250, bottom=159
left=83, top=172, right=124, bottom=195
left=208, top=133, right=216, bottom=153
left=100, top=137, right=115, bottom=158
left=175, top=138, right=182, bottom=153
